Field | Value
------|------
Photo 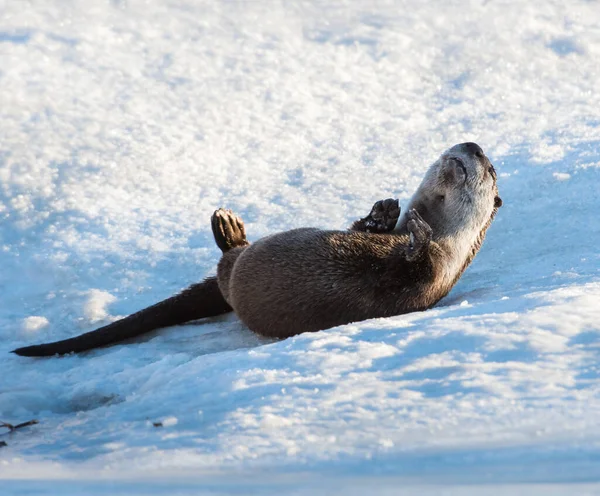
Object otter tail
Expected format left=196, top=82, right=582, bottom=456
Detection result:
left=12, top=277, right=231, bottom=357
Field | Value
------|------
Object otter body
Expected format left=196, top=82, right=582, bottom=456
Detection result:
left=13, top=142, right=502, bottom=357
left=221, top=228, right=430, bottom=338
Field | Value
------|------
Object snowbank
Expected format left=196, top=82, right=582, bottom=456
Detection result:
left=1, top=0, right=599, bottom=492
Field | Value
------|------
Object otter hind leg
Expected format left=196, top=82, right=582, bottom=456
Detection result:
left=216, top=246, right=246, bottom=305
left=211, top=208, right=249, bottom=252
left=211, top=208, right=250, bottom=305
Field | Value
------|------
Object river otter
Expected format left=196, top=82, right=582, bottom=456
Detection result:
left=12, top=142, right=502, bottom=357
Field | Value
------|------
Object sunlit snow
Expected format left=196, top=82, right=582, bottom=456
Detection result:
left=1, top=0, right=600, bottom=494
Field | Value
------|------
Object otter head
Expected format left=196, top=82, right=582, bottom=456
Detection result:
left=408, top=142, right=502, bottom=238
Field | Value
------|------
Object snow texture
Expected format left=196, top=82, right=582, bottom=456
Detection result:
left=1, top=0, right=600, bottom=494
left=21, top=316, right=49, bottom=332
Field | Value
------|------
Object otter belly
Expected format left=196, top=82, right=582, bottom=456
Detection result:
left=227, top=228, right=386, bottom=339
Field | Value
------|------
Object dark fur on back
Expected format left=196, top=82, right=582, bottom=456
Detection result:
left=219, top=228, right=445, bottom=338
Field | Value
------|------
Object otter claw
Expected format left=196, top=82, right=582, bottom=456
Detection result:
left=211, top=208, right=249, bottom=252
left=405, top=209, right=432, bottom=261
left=354, top=198, right=400, bottom=233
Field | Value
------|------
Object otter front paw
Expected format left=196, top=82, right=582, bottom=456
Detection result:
left=352, top=198, right=400, bottom=233
left=405, top=209, right=432, bottom=261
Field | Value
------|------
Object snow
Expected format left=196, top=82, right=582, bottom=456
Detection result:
left=1, top=0, right=600, bottom=493
left=21, top=316, right=49, bottom=332
left=83, top=289, right=118, bottom=322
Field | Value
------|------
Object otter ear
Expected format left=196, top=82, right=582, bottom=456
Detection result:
left=494, top=196, right=503, bottom=208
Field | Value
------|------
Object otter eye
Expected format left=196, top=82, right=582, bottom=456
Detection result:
left=438, top=195, right=445, bottom=202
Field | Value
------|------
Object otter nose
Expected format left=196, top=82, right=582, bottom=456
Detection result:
left=460, top=142, right=485, bottom=158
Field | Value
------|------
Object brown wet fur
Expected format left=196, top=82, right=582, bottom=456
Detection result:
left=218, top=227, right=447, bottom=338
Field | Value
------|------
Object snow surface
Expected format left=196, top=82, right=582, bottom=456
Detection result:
left=1, top=0, right=600, bottom=493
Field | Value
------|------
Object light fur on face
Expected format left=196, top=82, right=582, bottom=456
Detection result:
left=394, top=143, right=501, bottom=289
